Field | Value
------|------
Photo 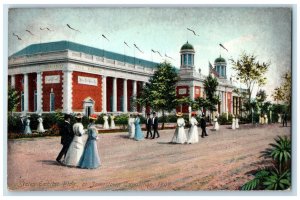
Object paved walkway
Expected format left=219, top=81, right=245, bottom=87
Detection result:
left=7, top=123, right=290, bottom=191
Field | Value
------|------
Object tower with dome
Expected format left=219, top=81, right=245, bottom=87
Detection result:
left=176, top=41, right=239, bottom=116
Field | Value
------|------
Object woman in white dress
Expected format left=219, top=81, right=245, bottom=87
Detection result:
left=37, top=114, right=45, bottom=133
left=171, top=112, right=187, bottom=144
left=103, top=114, right=109, bottom=129
left=235, top=115, right=239, bottom=129
left=187, top=112, right=199, bottom=144
left=213, top=116, right=219, bottom=130
left=110, top=115, right=116, bottom=129
left=232, top=115, right=236, bottom=130
left=278, top=114, right=282, bottom=123
left=128, top=114, right=135, bottom=138
left=63, top=113, right=86, bottom=167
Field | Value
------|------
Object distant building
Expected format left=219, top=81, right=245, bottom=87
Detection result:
left=8, top=40, right=243, bottom=116
left=176, top=41, right=238, bottom=115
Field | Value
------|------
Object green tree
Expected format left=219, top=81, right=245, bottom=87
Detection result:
left=271, top=72, right=291, bottom=110
left=230, top=52, right=270, bottom=108
left=203, top=74, right=220, bottom=113
left=137, top=61, right=178, bottom=129
left=8, top=86, right=20, bottom=114
left=272, top=87, right=285, bottom=104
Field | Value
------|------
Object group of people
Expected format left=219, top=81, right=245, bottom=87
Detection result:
left=171, top=112, right=208, bottom=144
left=102, top=114, right=115, bottom=129
left=20, top=114, right=45, bottom=134
left=56, top=113, right=100, bottom=169
left=128, top=112, right=160, bottom=141
left=278, top=113, right=288, bottom=127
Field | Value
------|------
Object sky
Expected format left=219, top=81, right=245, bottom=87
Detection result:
left=8, top=7, right=292, bottom=101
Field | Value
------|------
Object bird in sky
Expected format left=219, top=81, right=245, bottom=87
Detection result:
left=165, top=53, right=175, bottom=60
left=134, top=44, right=144, bottom=54
left=124, top=41, right=130, bottom=48
left=187, top=28, right=199, bottom=36
left=13, top=33, right=22, bottom=40
left=102, top=34, right=109, bottom=41
left=66, top=24, right=80, bottom=32
left=25, top=29, right=34, bottom=36
left=219, top=43, right=229, bottom=52
left=151, top=49, right=162, bottom=57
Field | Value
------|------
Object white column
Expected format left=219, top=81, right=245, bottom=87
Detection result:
left=102, top=75, right=107, bottom=113
left=225, top=91, right=228, bottom=113
left=133, top=80, right=137, bottom=112
left=23, top=73, right=29, bottom=112
left=133, top=80, right=137, bottom=97
left=62, top=70, right=72, bottom=113
left=11, top=75, right=15, bottom=88
left=113, top=77, right=117, bottom=112
left=123, top=79, right=127, bottom=113
left=189, top=85, right=194, bottom=101
left=36, top=72, right=42, bottom=113
left=142, top=82, right=146, bottom=114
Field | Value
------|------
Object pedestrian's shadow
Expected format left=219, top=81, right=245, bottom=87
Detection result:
left=118, top=135, right=130, bottom=139
left=37, top=160, right=62, bottom=166
left=157, top=142, right=177, bottom=145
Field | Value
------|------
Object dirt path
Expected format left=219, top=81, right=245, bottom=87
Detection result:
left=7, top=123, right=290, bottom=191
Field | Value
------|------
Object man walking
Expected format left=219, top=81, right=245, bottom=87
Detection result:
left=145, top=113, right=153, bottom=139
left=200, top=114, right=208, bottom=138
left=56, top=114, right=74, bottom=165
left=152, top=112, right=160, bottom=139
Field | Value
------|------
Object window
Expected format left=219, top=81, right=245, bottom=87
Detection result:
left=34, top=90, right=37, bottom=112
left=184, top=54, right=188, bottom=65
left=21, top=92, right=24, bottom=111
left=120, top=96, right=124, bottom=112
left=50, top=92, right=55, bottom=112
left=188, top=54, right=192, bottom=65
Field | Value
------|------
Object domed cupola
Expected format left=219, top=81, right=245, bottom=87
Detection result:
left=214, top=55, right=227, bottom=78
left=180, top=41, right=195, bottom=68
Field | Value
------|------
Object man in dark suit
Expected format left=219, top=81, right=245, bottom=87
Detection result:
left=200, top=114, right=208, bottom=138
left=152, top=112, right=160, bottom=139
left=283, top=112, right=288, bottom=127
left=56, top=114, right=74, bottom=164
left=145, top=113, right=153, bottom=139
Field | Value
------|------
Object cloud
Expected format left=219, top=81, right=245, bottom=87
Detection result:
left=224, top=34, right=256, bottom=53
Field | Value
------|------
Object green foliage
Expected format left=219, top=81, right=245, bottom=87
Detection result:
left=262, top=169, right=291, bottom=190
left=272, top=72, right=291, bottom=106
left=203, top=75, right=220, bottom=112
left=230, top=52, right=270, bottom=106
left=95, top=113, right=105, bottom=124
left=114, top=114, right=129, bottom=129
left=8, top=87, right=20, bottom=113
left=242, top=170, right=269, bottom=190
left=137, top=62, right=178, bottom=129
left=218, top=113, right=233, bottom=125
left=137, top=62, right=178, bottom=112
left=242, top=136, right=291, bottom=190
left=256, top=89, right=267, bottom=104
left=8, top=114, right=23, bottom=133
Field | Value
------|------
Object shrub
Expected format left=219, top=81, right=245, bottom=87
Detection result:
left=8, top=114, right=23, bottom=133
left=241, top=136, right=291, bottom=190
left=114, top=114, right=129, bottom=129
left=218, top=113, right=233, bottom=125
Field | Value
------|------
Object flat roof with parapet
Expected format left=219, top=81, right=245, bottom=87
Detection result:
left=10, top=40, right=160, bottom=69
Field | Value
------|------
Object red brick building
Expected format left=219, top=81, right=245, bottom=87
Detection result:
left=8, top=41, right=241, bottom=116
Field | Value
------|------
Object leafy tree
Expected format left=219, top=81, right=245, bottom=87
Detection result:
left=272, top=87, right=285, bottom=104
left=137, top=61, right=178, bottom=129
left=8, top=86, right=20, bottom=114
left=256, top=89, right=267, bottom=104
left=230, top=52, right=270, bottom=107
left=271, top=72, right=291, bottom=112
left=203, top=74, right=220, bottom=113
